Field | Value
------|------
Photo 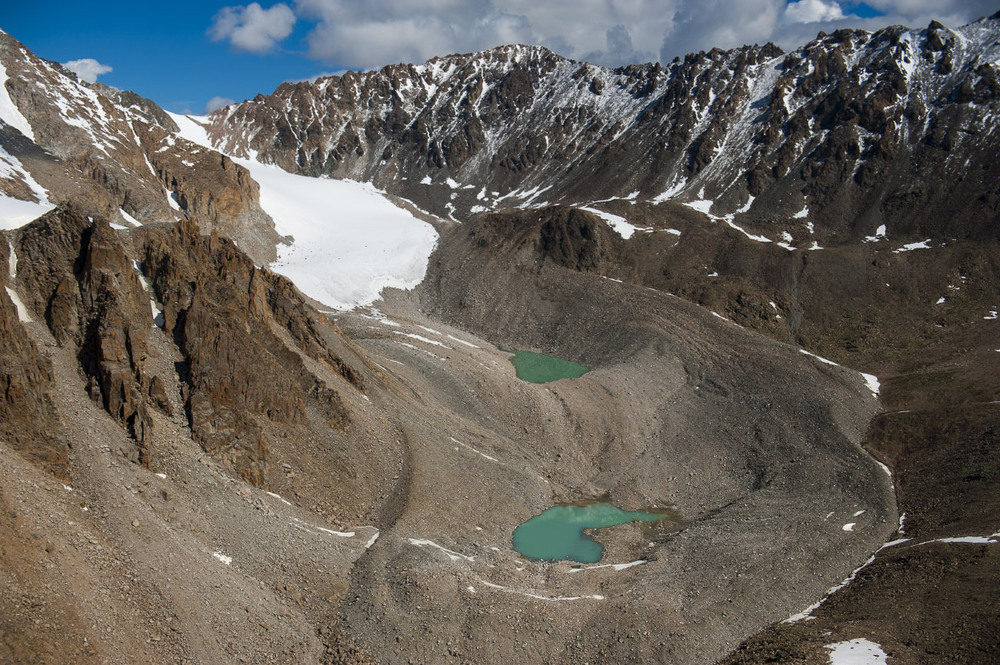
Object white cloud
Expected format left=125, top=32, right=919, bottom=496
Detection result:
left=204, top=96, right=236, bottom=113
left=209, top=0, right=999, bottom=70
left=784, top=0, right=846, bottom=24
left=209, top=2, right=296, bottom=54
left=63, top=58, right=113, bottom=83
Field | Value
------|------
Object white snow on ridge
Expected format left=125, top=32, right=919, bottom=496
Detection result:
left=0, top=195, right=54, bottom=230
left=167, top=113, right=439, bottom=311
left=579, top=206, right=650, bottom=239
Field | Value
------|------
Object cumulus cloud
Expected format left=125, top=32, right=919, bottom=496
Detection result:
left=204, top=96, right=236, bottom=113
left=209, top=2, right=296, bottom=54
left=63, top=58, right=113, bottom=83
left=209, top=0, right=1000, bottom=70
left=784, top=0, right=846, bottom=24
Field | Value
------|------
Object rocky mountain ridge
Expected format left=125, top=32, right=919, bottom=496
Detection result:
left=202, top=15, right=1000, bottom=247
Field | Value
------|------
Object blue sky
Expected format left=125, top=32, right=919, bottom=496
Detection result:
left=1, top=1, right=995, bottom=115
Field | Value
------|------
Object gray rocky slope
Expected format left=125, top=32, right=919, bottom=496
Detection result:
left=0, top=12, right=998, bottom=665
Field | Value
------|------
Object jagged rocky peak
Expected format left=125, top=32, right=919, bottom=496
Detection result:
left=0, top=31, right=279, bottom=265
left=196, top=14, right=1000, bottom=247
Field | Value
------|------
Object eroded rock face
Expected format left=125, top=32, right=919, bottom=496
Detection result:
left=13, top=206, right=154, bottom=462
left=136, top=218, right=361, bottom=485
left=0, top=241, right=70, bottom=479
left=0, top=30, right=278, bottom=265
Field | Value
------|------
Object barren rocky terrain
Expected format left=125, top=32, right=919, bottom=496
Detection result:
left=2, top=13, right=1000, bottom=665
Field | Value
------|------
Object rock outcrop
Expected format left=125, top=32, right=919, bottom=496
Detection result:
left=0, top=30, right=279, bottom=265
left=0, top=241, right=70, bottom=479
left=136, top=218, right=362, bottom=485
left=13, top=205, right=154, bottom=461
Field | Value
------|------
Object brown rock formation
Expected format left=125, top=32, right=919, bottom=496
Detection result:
left=13, top=205, right=154, bottom=462
left=0, top=241, right=70, bottom=479
left=136, top=218, right=361, bottom=485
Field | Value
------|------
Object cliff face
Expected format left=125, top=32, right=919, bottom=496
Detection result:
left=12, top=206, right=154, bottom=461
left=0, top=240, right=69, bottom=479
left=136, top=218, right=363, bottom=485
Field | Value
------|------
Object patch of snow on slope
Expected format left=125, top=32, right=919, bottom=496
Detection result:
left=0, top=195, right=54, bottom=230
left=0, top=146, right=50, bottom=205
left=826, top=638, right=887, bottom=665
left=0, top=61, right=35, bottom=140
left=579, top=206, right=649, bottom=239
left=167, top=113, right=212, bottom=148
left=4, top=287, right=32, bottom=322
left=684, top=199, right=714, bottom=215
left=894, top=239, right=932, bottom=253
left=864, top=224, right=887, bottom=242
left=242, top=161, right=438, bottom=310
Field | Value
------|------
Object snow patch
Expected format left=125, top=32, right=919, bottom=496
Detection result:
left=395, top=332, right=450, bottom=348
left=826, top=638, right=887, bottom=665
left=0, top=195, right=55, bottom=231
left=579, top=206, right=650, bottom=239
left=408, top=538, right=475, bottom=562
left=0, top=61, right=36, bottom=140
left=212, top=551, right=233, bottom=565
left=861, top=373, right=880, bottom=396
left=119, top=208, right=141, bottom=227
left=7, top=241, right=16, bottom=278
left=446, top=334, right=479, bottom=348
left=893, top=239, right=932, bottom=253
left=4, top=286, right=32, bottom=322
left=842, top=522, right=856, bottom=532
left=863, top=224, right=887, bottom=243
left=479, top=580, right=604, bottom=602
left=232, top=159, right=438, bottom=310
left=567, top=560, right=646, bottom=573
left=449, top=437, right=498, bottom=463
left=684, top=199, right=714, bottom=215
left=265, top=491, right=292, bottom=506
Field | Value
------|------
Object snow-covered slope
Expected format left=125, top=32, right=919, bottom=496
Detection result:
left=172, top=112, right=439, bottom=310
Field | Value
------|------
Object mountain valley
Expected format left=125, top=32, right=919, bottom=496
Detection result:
left=1, top=14, right=999, bottom=665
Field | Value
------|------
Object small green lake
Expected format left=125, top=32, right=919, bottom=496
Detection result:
left=509, top=350, right=588, bottom=383
left=512, top=503, right=671, bottom=564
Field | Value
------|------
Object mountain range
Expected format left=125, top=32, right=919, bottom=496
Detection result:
left=1, top=13, right=998, bottom=665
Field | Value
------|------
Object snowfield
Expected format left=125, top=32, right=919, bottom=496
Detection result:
left=236, top=159, right=438, bottom=310
left=169, top=113, right=439, bottom=310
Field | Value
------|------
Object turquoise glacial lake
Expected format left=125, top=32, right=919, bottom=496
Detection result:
left=509, top=350, right=588, bottom=383
left=512, top=503, right=671, bottom=564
